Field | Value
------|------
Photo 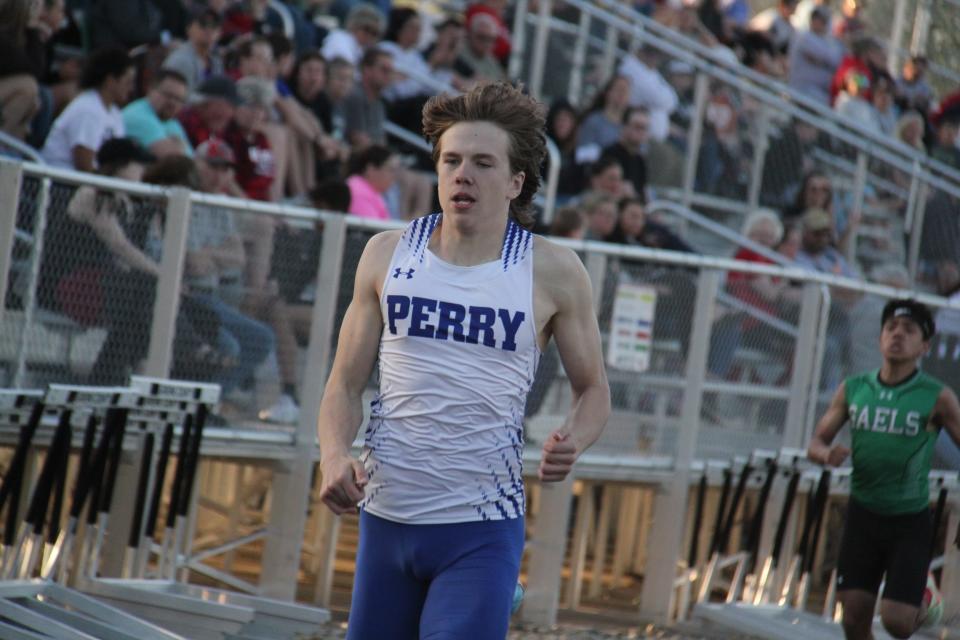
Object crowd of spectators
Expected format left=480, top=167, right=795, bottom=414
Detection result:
left=3, top=0, right=960, bottom=427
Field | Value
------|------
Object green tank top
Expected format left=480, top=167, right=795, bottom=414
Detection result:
left=844, top=369, right=943, bottom=515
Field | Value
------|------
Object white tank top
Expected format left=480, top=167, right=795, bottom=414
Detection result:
left=359, top=213, right=540, bottom=523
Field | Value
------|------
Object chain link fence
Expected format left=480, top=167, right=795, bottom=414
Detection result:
left=4, top=157, right=960, bottom=465
left=4, top=175, right=167, bottom=388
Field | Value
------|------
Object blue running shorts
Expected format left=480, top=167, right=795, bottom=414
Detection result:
left=346, top=510, right=525, bottom=640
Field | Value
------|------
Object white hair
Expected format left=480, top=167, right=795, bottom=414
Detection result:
left=236, top=76, right=276, bottom=109
left=741, top=209, right=783, bottom=242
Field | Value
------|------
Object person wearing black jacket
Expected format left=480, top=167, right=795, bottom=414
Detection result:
left=601, top=106, right=650, bottom=199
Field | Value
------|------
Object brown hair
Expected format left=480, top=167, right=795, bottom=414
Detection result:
left=143, top=155, right=201, bottom=190
left=550, top=206, right=586, bottom=238
left=422, top=82, right=546, bottom=228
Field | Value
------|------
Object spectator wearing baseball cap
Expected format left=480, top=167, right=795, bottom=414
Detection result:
left=221, top=77, right=276, bottom=202
left=162, top=7, right=224, bottom=92
left=195, top=138, right=237, bottom=195
left=178, top=74, right=239, bottom=148
left=795, top=208, right=858, bottom=278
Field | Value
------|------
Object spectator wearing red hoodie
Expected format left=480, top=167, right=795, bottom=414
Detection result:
left=829, top=36, right=884, bottom=105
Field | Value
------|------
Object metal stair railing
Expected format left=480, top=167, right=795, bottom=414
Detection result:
left=511, top=0, right=960, bottom=194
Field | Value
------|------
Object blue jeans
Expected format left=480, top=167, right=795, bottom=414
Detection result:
left=348, top=511, right=524, bottom=640
left=194, top=295, right=275, bottom=393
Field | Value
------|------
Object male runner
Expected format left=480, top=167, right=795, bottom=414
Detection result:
left=317, top=82, right=611, bottom=639
left=807, top=299, right=960, bottom=639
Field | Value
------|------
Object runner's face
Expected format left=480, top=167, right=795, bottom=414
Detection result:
left=436, top=121, right=523, bottom=223
left=879, top=316, right=927, bottom=362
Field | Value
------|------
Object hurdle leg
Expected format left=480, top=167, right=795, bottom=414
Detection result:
left=311, top=507, right=342, bottom=608
left=632, top=488, right=653, bottom=575
left=588, top=484, right=615, bottom=598
left=100, top=452, right=139, bottom=577
left=941, top=506, right=960, bottom=622
left=520, top=475, right=575, bottom=626
left=610, top=487, right=638, bottom=586
left=565, top=480, right=594, bottom=608
left=223, top=463, right=245, bottom=573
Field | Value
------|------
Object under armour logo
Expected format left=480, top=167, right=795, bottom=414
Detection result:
left=880, top=390, right=893, bottom=401
left=393, top=268, right=415, bottom=279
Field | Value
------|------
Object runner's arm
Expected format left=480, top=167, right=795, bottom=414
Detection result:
left=934, top=387, right=960, bottom=447
left=807, top=382, right=850, bottom=466
left=317, top=231, right=395, bottom=513
left=541, top=246, right=610, bottom=480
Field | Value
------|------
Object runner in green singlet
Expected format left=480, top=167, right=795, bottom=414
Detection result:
left=808, top=299, right=960, bottom=640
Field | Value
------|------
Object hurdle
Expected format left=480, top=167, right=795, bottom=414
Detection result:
left=71, top=376, right=330, bottom=640
left=693, top=448, right=960, bottom=639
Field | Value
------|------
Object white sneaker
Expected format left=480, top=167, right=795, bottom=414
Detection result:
left=258, top=394, right=300, bottom=425
left=920, top=572, right=943, bottom=628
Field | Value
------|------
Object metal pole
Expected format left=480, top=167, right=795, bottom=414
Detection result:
left=640, top=269, right=721, bottom=623
left=746, top=106, right=770, bottom=214
left=903, top=160, right=921, bottom=233
left=144, top=187, right=191, bottom=377
left=542, top=137, right=560, bottom=226
left=803, top=286, right=831, bottom=445
left=681, top=74, right=710, bottom=217
left=782, top=283, right=822, bottom=450
left=13, top=178, right=50, bottom=387
left=600, top=22, right=618, bottom=85
left=0, top=159, right=24, bottom=333
left=888, top=0, right=908, bottom=73
left=845, top=152, right=868, bottom=264
left=910, top=0, right=932, bottom=55
left=529, top=0, right=553, bottom=101
left=259, top=214, right=347, bottom=600
left=507, top=0, right=529, bottom=81
left=907, top=179, right=930, bottom=283
left=567, top=9, right=591, bottom=106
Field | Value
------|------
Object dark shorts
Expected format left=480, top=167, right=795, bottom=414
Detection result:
left=836, top=498, right=932, bottom=606
left=347, top=511, right=525, bottom=640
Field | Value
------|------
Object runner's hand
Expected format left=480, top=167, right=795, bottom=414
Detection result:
left=539, top=431, right=578, bottom=482
left=320, top=454, right=368, bottom=515
left=826, top=444, right=850, bottom=467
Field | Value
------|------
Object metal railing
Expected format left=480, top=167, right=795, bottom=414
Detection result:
left=507, top=0, right=960, bottom=286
